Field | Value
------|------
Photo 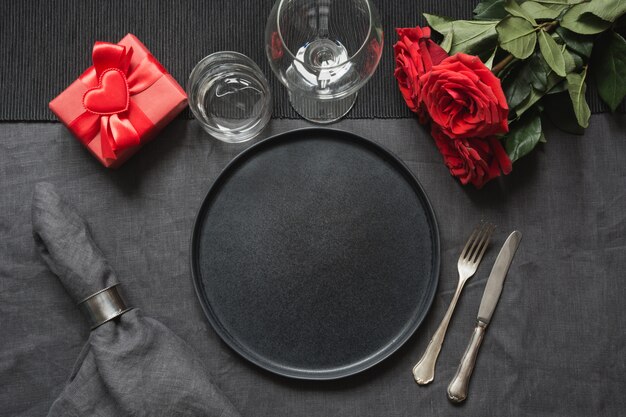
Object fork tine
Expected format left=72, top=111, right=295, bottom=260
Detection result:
left=464, top=224, right=489, bottom=262
left=464, top=222, right=488, bottom=261
left=460, top=223, right=482, bottom=259
left=467, top=223, right=492, bottom=262
left=471, top=224, right=494, bottom=264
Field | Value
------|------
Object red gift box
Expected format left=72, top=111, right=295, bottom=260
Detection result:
left=49, top=34, right=187, bottom=168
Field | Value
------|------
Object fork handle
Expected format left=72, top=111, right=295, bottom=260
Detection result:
left=447, top=321, right=487, bottom=403
left=412, top=282, right=463, bottom=385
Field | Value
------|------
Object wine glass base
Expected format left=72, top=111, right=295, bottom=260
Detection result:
left=288, top=92, right=358, bottom=124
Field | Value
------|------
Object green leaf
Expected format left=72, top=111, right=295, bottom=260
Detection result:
left=547, top=79, right=568, bottom=94
left=527, top=54, right=551, bottom=90
left=496, top=16, right=538, bottom=59
left=520, top=1, right=561, bottom=20
left=555, top=27, right=594, bottom=57
left=505, top=0, right=538, bottom=25
left=502, top=66, right=533, bottom=110
left=536, top=0, right=585, bottom=14
left=566, top=68, right=591, bottom=128
left=561, top=4, right=612, bottom=34
left=474, top=0, right=508, bottom=20
left=562, top=46, right=583, bottom=73
left=514, top=87, right=544, bottom=117
left=545, top=69, right=567, bottom=93
left=449, top=22, right=499, bottom=55
left=535, top=0, right=585, bottom=4
left=424, top=14, right=498, bottom=55
left=591, top=31, right=626, bottom=111
left=502, top=57, right=540, bottom=111
left=504, top=111, right=543, bottom=162
left=502, top=52, right=565, bottom=115
left=538, top=29, right=567, bottom=76
left=582, top=0, right=626, bottom=23
left=539, top=132, right=547, bottom=143
left=531, top=50, right=565, bottom=91
left=502, top=53, right=541, bottom=110
left=441, top=29, right=453, bottom=52
left=540, top=3, right=571, bottom=13
left=543, top=92, right=586, bottom=134
left=423, top=14, right=454, bottom=33
left=484, top=47, right=498, bottom=69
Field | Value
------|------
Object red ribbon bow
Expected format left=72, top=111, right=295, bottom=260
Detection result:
left=69, top=41, right=164, bottom=160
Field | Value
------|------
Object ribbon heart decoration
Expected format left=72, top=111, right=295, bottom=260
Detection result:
left=83, top=69, right=130, bottom=115
left=69, top=41, right=164, bottom=160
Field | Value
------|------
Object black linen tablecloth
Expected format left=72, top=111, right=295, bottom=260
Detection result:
left=1, top=115, right=626, bottom=416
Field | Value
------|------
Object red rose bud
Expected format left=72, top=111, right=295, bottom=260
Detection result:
left=420, top=53, right=509, bottom=139
left=431, top=124, right=512, bottom=189
left=393, top=26, right=448, bottom=124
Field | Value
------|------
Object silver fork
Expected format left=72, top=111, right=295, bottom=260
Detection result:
left=412, top=222, right=495, bottom=385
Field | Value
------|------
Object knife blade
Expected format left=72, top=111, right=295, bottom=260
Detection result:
left=447, top=231, right=522, bottom=403
left=477, top=230, right=522, bottom=325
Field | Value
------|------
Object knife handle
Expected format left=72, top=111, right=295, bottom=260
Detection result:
left=447, top=321, right=486, bottom=403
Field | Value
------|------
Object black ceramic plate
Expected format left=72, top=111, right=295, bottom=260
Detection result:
left=191, top=128, right=439, bottom=380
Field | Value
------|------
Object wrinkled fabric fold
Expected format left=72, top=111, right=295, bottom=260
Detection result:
left=32, top=183, right=241, bottom=417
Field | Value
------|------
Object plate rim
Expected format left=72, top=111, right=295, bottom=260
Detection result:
left=190, top=127, right=440, bottom=380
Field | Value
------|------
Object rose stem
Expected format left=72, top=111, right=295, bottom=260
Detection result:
left=492, top=54, right=515, bottom=76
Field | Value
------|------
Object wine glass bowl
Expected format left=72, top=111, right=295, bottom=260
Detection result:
left=265, top=0, right=383, bottom=123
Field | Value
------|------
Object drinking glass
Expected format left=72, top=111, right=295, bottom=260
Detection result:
left=187, top=52, right=272, bottom=143
left=265, top=0, right=383, bottom=123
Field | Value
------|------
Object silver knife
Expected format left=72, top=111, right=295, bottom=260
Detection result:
left=447, top=231, right=522, bottom=403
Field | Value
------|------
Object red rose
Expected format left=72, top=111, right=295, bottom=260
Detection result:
left=420, top=53, right=509, bottom=139
left=393, top=26, right=448, bottom=123
left=431, top=125, right=512, bottom=188
left=270, top=31, right=284, bottom=60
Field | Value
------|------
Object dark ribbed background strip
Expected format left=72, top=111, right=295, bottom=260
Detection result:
left=0, top=0, right=622, bottom=121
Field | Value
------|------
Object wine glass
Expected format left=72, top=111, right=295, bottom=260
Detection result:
left=265, top=0, right=383, bottom=123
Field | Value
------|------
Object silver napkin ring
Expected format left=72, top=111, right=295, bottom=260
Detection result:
left=78, top=284, right=132, bottom=329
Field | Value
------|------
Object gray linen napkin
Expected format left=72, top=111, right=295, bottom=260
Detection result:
left=32, top=183, right=241, bottom=417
